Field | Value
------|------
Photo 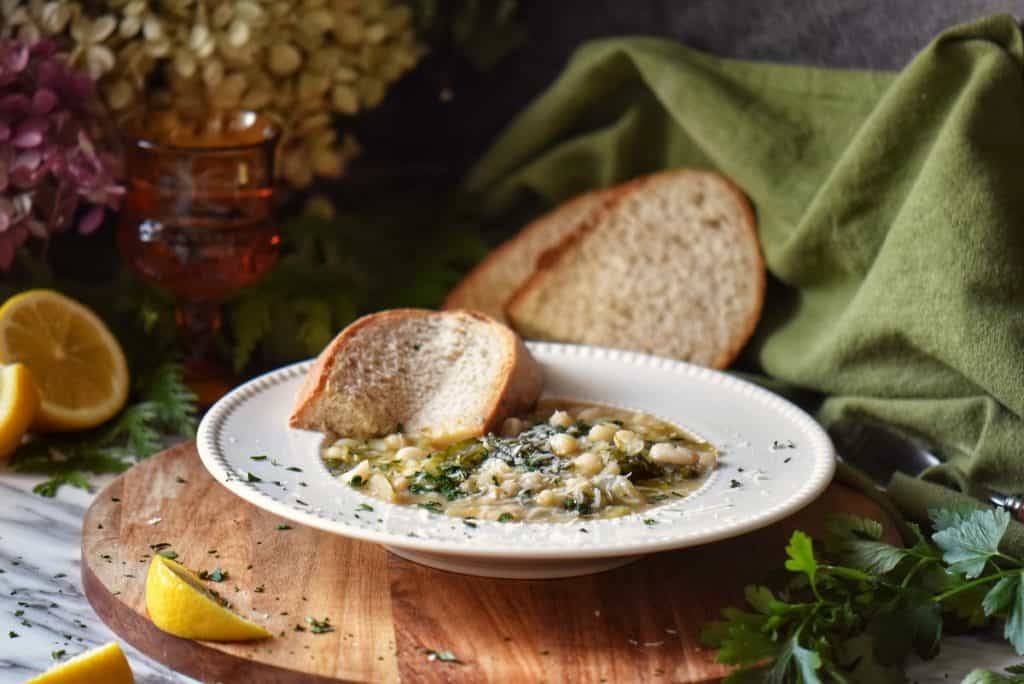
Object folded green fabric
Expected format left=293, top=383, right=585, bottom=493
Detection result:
left=465, top=15, right=1024, bottom=522
left=888, top=473, right=1024, bottom=556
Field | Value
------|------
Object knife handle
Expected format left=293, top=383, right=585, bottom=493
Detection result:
left=988, top=492, right=1024, bottom=522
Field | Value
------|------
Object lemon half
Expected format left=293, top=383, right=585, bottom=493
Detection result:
left=0, top=290, right=129, bottom=431
left=27, top=641, right=133, bottom=684
left=0, top=363, right=38, bottom=460
left=145, top=555, right=271, bottom=641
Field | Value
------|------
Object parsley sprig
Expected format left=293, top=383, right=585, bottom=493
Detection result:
left=702, top=506, right=1024, bottom=682
left=9, top=363, right=197, bottom=497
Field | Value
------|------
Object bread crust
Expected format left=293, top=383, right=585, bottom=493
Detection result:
left=288, top=308, right=544, bottom=440
left=505, top=169, right=765, bottom=370
left=443, top=189, right=612, bottom=320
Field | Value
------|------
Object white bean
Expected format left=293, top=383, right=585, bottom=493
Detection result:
left=519, top=472, right=543, bottom=491
left=383, top=433, right=406, bottom=449
left=601, top=460, right=621, bottom=476
left=342, top=460, right=371, bottom=485
left=648, top=442, right=698, bottom=466
left=699, top=450, right=718, bottom=470
left=572, top=451, right=604, bottom=476
left=548, top=410, right=573, bottom=428
left=396, top=446, right=428, bottom=461
left=549, top=433, right=579, bottom=456
left=614, top=429, right=644, bottom=455
left=367, top=473, right=395, bottom=501
left=588, top=423, right=617, bottom=442
left=536, top=489, right=560, bottom=507
left=324, top=445, right=347, bottom=460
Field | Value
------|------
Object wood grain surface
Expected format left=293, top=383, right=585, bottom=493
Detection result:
left=81, top=442, right=898, bottom=683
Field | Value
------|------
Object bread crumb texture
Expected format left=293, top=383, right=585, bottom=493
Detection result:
left=317, top=312, right=503, bottom=438
left=509, top=172, right=762, bottom=367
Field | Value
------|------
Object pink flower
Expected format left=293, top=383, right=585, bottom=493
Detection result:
left=0, top=38, right=122, bottom=265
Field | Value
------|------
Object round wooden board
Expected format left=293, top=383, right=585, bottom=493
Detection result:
left=82, top=442, right=898, bottom=683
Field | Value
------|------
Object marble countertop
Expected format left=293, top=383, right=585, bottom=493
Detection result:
left=0, top=466, right=1019, bottom=683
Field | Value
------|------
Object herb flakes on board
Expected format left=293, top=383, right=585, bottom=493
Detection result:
left=426, top=649, right=461, bottom=663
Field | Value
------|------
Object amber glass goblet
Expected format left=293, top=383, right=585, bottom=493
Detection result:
left=117, top=110, right=280, bottom=404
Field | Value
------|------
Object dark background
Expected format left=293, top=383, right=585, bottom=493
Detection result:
left=357, top=0, right=1024, bottom=190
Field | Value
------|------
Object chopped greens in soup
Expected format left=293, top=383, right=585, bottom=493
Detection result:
left=321, top=400, right=718, bottom=522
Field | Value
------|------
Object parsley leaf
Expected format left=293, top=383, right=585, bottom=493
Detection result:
left=767, top=635, right=822, bottom=684
left=1004, top=576, right=1024, bottom=655
left=783, top=531, right=818, bottom=587
left=703, top=509, right=1024, bottom=680
left=930, top=507, right=1009, bottom=578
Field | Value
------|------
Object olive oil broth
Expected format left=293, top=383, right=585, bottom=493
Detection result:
left=321, top=400, right=718, bottom=523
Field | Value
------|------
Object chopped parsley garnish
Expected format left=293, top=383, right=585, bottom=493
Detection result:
left=408, top=464, right=470, bottom=500
left=305, top=616, right=334, bottom=634
left=286, top=466, right=303, bottom=472
left=51, top=649, right=66, bottom=659
left=563, top=496, right=592, bottom=516
left=254, top=585, right=265, bottom=593
left=643, top=518, right=657, bottom=525
left=246, top=472, right=262, bottom=483
left=149, top=542, right=172, bottom=552
left=349, top=475, right=366, bottom=488
left=157, top=550, right=178, bottom=559
left=277, top=524, right=292, bottom=530
left=199, top=568, right=228, bottom=582
left=426, top=649, right=460, bottom=663
left=418, top=501, right=443, bottom=514
left=497, top=513, right=514, bottom=522
left=358, top=503, right=374, bottom=512
left=175, top=476, right=187, bottom=483
left=8, top=631, right=17, bottom=638
left=250, top=455, right=268, bottom=461
left=463, top=519, right=477, bottom=528
left=729, top=479, right=742, bottom=489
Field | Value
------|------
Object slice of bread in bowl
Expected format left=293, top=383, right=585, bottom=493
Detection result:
left=443, top=189, right=611, bottom=323
left=505, top=169, right=764, bottom=369
left=289, top=309, right=544, bottom=444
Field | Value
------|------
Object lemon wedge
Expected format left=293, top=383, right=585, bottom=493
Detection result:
left=0, top=290, right=129, bottom=431
left=27, top=641, right=133, bottom=684
left=0, top=363, right=38, bottom=460
left=145, top=555, right=271, bottom=641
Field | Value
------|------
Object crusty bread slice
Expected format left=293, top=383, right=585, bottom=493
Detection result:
left=443, top=189, right=611, bottom=322
left=505, top=170, right=764, bottom=369
left=289, top=309, right=544, bottom=444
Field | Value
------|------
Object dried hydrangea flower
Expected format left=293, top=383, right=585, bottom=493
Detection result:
left=0, top=39, right=123, bottom=268
left=3, top=0, right=425, bottom=188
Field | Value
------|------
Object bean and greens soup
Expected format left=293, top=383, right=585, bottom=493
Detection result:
left=321, top=400, right=718, bottom=523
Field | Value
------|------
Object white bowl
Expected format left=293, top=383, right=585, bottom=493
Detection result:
left=197, top=343, right=835, bottom=578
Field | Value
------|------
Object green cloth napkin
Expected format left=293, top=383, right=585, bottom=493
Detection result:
left=464, top=15, right=1024, bottom=531
left=887, top=473, right=1024, bottom=554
